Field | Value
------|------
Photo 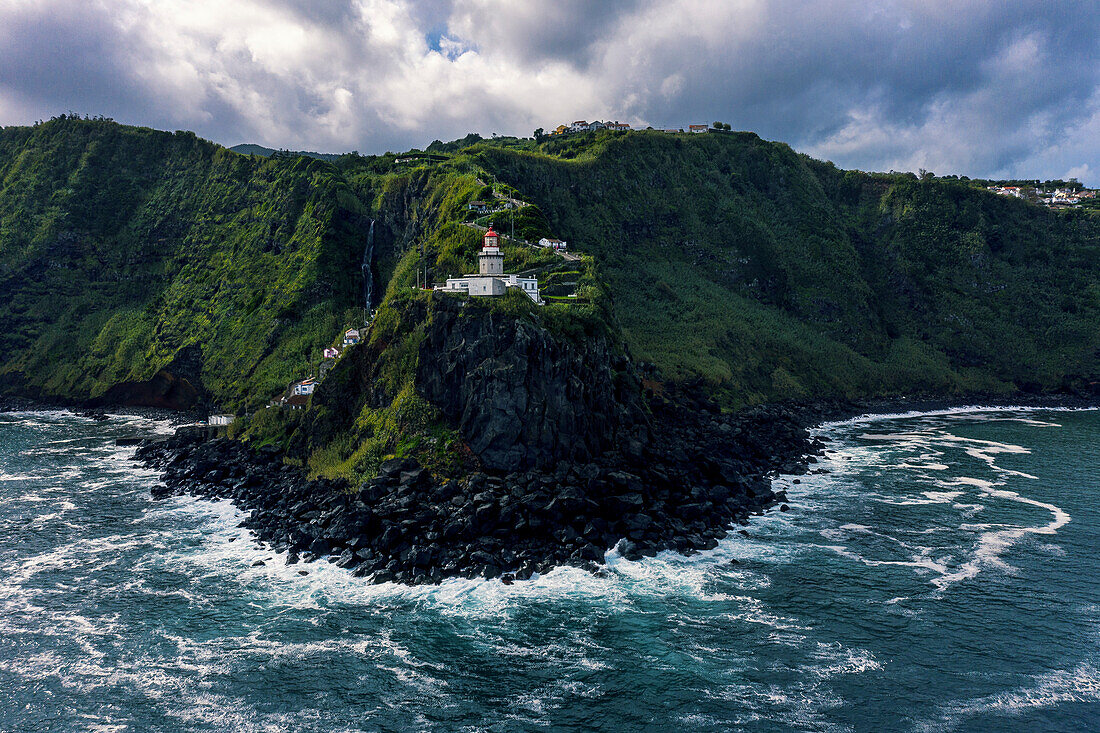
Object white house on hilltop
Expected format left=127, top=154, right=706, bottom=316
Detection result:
left=436, top=228, right=542, bottom=303
left=538, top=237, right=567, bottom=251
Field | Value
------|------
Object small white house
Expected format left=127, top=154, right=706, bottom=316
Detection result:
left=323, top=347, right=340, bottom=359
left=436, top=227, right=542, bottom=304
left=688, top=124, right=708, bottom=134
left=208, top=414, right=235, bottom=427
left=343, top=329, right=360, bottom=346
left=538, top=237, right=567, bottom=251
left=292, top=378, right=317, bottom=396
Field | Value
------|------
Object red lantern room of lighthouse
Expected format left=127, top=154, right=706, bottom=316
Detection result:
left=478, top=227, right=504, bottom=275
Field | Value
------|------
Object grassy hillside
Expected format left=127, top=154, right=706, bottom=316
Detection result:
left=0, top=117, right=379, bottom=409
left=473, top=130, right=1100, bottom=404
left=0, top=118, right=586, bottom=414
left=1, top=118, right=1096, bottom=425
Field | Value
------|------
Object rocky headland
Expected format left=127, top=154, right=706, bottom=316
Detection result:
left=134, top=292, right=828, bottom=583
left=135, top=392, right=817, bottom=584
left=132, top=288, right=1100, bottom=585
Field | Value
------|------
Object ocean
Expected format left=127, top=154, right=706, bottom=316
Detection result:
left=1, top=407, right=1097, bottom=732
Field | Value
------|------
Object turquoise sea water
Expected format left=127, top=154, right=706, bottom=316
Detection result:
left=1, top=408, right=1098, bottom=732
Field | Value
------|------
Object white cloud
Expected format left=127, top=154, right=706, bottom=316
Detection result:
left=0, top=0, right=1095, bottom=183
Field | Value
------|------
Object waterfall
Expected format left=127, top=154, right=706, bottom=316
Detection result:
left=362, top=219, right=375, bottom=313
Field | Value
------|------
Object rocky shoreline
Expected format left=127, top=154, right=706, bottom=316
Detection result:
left=128, top=390, right=1096, bottom=585
left=134, top=393, right=821, bottom=585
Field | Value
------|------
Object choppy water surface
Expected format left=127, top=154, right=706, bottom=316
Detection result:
left=1, top=408, right=1099, bottom=732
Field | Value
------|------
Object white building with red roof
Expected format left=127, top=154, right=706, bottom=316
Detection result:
left=436, top=228, right=542, bottom=303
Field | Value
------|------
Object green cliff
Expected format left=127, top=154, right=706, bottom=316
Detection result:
left=0, top=117, right=368, bottom=408
left=1, top=118, right=1097, bottom=469
left=473, top=130, right=1100, bottom=404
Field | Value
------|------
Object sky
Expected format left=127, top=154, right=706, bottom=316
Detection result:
left=0, top=0, right=1097, bottom=184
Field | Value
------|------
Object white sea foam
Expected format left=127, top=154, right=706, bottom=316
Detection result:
left=871, top=490, right=963, bottom=506
left=4, top=406, right=1089, bottom=731
left=783, top=407, right=1080, bottom=596
left=817, top=404, right=1097, bottom=433
left=926, top=661, right=1100, bottom=731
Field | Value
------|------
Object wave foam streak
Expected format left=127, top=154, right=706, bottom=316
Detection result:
left=782, top=409, right=1079, bottom=596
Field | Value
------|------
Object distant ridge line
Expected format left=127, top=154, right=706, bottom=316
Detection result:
left=229, top=143, right=341, bottom=161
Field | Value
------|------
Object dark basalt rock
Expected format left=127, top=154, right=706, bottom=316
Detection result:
left=134, top=385, right=818, bottom=585
left=88, top=345, right=206, bottom=411
left=414, top=295, right=648, bottom=472
left=126, top=295, right=878, bottom=585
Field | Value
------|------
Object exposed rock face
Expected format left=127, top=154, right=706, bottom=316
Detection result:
left=135, top=295, right=823, bottom=585
left=415, top=295, right=648, bottom=471
left=88, top=345, right=205, bottom=411
left=137, top=400, right=817, bottom=585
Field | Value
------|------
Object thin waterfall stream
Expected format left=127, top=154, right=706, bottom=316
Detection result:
left=362, top=219, right=376, bottom=314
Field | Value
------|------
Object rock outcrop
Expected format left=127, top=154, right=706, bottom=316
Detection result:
left=88, top=345, right=206, bottom=411
left=415, top=294, right=649, bottom=471
left=136, top=293, right=824, bottom=584
left=137, top=394, right=821, bottom=584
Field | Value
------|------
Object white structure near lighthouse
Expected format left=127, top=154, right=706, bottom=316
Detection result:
left=436, top=228, right=542, bottom=303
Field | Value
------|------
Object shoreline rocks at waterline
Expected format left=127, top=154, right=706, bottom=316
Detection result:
left=135, top=401, right=819, bottom=585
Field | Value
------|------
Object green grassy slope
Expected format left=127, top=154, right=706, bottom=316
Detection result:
left=0, top=118, right=578, bottom=414
left=0, top=117, right=370, bottom=409
left=473, top=131, right=1100, bottom=404
left=1, top=119, right=1096, bottom=420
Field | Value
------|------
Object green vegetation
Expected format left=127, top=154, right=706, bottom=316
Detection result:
left=470, top=130, right=1100, bottom=404
left=0, top=117, right=1097, bottom=479
left=0, top=117, right=564, bottom=415
left=0, top=116, right=370, bottom=410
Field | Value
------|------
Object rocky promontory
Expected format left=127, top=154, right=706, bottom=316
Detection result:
left=134, top=292, right=829, bottom=584
left=136, top=396, right=818, bottom=585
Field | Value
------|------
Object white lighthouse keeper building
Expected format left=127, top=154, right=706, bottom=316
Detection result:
left=436, top=227, right=542, bottom=303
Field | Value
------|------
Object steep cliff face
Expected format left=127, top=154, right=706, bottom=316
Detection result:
left=0, top=117, right=370, bottom=411
left=414, top=294, right=648, bottom=471
left=86, top=345, right=206, bottom=411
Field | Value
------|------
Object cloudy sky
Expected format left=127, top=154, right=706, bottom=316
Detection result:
left=1, top=0, right=1097, bottom=183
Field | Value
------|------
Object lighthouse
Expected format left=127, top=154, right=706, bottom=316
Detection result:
left=478, top=227, right=504, bottom=275
left=435, top=224, right=542, bottom=303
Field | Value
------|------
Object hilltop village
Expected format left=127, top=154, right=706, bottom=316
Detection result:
left=549, top=120, right=732, bottom=135
left=988, top=183, right=1097, bottom=210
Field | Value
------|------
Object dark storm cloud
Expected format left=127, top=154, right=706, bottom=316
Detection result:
left=0, top=1, right=258, bottom=140
left=0, top=1, right=1096, bottom=183
left=0, top=4, right=144, bottom=118
left=446, top=0, right=645, bottom=70
left=588, top=1, right=1099, bottom=178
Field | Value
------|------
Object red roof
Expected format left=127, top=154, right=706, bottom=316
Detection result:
left=484, top=228, right=499, bottom=245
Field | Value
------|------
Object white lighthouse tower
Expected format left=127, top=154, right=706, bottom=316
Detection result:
left=478, top=227, right=504, bottom=275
